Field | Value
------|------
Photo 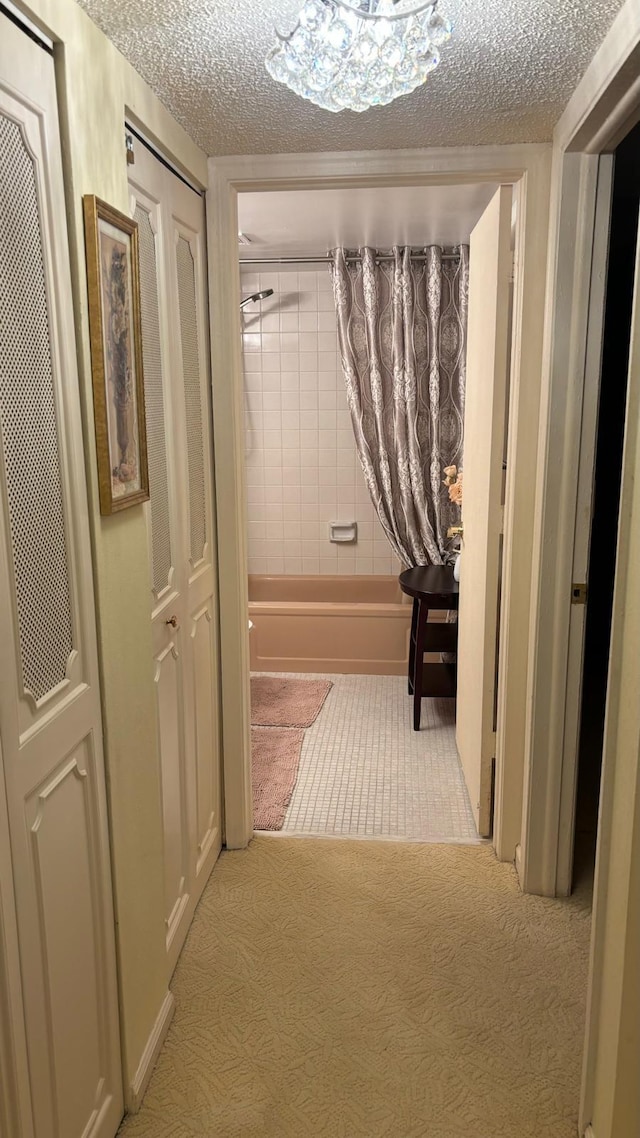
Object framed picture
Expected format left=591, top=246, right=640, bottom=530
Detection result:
left=83, top=195, right=149, bottom=514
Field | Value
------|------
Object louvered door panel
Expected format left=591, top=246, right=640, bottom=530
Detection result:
left=0, top=116, right=75, bottom=712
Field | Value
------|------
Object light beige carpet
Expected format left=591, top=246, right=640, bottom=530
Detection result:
left=251, top=726, right=304, bottom=830
left=118, top=837, right=591, bottom=1138
left=251, top=675, right=333, bottom=728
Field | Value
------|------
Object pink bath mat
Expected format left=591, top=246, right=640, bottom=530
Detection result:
left=252, top=727, right=304, bottom=831
left=250, top=676, right=333, bottom=729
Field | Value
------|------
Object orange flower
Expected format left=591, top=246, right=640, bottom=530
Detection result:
left=449, top=481, right=462, bottom=506
left=446, top=468, right=463, bottom=506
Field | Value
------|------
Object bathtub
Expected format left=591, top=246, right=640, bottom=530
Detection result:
left=248, top=574, right=446, bottom=676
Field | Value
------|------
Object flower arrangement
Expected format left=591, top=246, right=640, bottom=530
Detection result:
left=443, top=465, right=463, bottom=507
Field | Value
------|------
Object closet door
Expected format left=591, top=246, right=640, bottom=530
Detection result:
left=129, top=143, right=221, bottom=979
left=129, top=150, right=192, bottom=975
left=0, top=17, right=122, bottom=1138
left=168, top=176, right=222, bottom=904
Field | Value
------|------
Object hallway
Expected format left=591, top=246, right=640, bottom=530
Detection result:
left=118, top=837, right=591, bottom=1138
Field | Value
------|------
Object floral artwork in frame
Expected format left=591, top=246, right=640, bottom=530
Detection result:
left=83, top=195, right=149, bottom=514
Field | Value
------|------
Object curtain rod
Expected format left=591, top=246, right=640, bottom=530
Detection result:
left=239, top=252, right=461, bottom=266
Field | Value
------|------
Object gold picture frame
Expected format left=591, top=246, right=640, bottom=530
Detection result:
left=83, top=195, right=149, bottom=514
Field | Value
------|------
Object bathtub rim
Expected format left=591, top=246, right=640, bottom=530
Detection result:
left=248, top=571, right=411, bottom=607
left=248, top=600, right=410, bottom=618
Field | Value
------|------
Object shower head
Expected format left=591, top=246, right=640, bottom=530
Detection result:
left=239, top=288, right=274, bottom=309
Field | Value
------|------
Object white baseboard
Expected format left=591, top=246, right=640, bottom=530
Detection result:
left=584, top=1127, right=596, bottom=1138
left=126, top=989, right=175, bottom=1114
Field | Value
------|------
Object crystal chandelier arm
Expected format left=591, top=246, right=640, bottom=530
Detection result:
left=275, top=0, right=437, bottom=38
left=333, top=0, right=437, bottom=21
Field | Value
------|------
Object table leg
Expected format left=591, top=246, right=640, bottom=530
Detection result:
left=413, top=601, right=427, bottom=731
left=408, top=598, right=418, bottom=694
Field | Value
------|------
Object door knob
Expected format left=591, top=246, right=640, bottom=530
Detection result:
left=165, top=615, right=180, bottom=630
left=447, top=525, right=463, bottom=538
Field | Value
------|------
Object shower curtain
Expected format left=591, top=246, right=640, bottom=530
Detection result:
left=330, top=245, right=469, bottom=567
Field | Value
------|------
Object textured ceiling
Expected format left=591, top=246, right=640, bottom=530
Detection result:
left=77, top=0, right=627, bottom=155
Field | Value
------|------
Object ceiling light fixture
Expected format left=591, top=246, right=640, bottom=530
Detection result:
left=265, top=0, right=452, bottom=114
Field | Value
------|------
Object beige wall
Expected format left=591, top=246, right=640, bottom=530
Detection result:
left=241, top=266, right=401, bottom=576
left=15, top=0, right=208, bottom=1096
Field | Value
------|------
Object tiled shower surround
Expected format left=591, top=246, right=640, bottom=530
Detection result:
left=242, top=267, right=402, bottom=576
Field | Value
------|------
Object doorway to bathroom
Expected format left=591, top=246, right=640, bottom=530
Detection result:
left=236, top=180, right=510, bottom=843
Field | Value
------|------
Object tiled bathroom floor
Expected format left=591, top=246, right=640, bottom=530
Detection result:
left=259, top=672, right=480, bottom=843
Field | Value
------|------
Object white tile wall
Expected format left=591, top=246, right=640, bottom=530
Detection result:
left=242, top=267, right=402, bottom=577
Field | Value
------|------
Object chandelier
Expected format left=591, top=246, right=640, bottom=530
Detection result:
left=265, top=0, right=452, bottom=113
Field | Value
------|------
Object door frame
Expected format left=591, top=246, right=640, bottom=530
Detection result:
left=519, top=2, right=640, bottom=898
left=207, top=143, right=552, bottom=855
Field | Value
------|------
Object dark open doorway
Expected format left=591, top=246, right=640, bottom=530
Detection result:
left=573, top=120, right=640, bottom=884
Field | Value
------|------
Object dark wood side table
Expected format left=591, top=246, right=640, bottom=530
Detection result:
left=399, top=566, right=459, bottom=731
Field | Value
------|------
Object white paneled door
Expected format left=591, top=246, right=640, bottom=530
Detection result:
left=0, top=17, right=122, bottom=1138
left=456, top=185, right=513, bottom=837
left=129, top=141, right=222, bottom=978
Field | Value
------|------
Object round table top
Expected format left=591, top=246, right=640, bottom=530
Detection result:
left=399, top=565, right=459, bottom=603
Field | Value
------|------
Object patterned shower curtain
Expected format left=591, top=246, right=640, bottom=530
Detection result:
left=330, top=245, right=469, bottom=567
